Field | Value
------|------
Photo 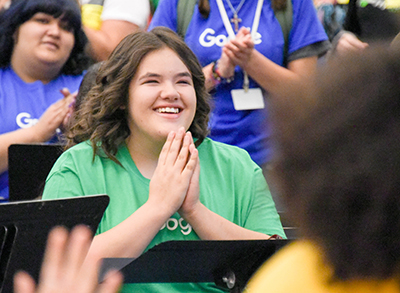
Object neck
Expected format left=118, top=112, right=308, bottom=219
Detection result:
left=10, top=54, right=62, bottom=84
left=126, top=135, right=164, bottom=179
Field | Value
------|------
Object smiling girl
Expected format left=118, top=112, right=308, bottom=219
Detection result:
left=0, top=0, right=90, bottom=201
left=42, top=27, right=284, bottom=293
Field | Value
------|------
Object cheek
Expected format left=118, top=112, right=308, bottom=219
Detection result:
left=63, top=33, right=75, bottom=53
left=189, top=89, right=197, bottom=112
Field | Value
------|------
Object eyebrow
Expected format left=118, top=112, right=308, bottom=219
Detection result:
left=138, top=71, right=192, bottom=81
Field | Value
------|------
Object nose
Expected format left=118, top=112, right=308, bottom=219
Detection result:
left=160, top=82, right=179, bottom=100
left=47, top=21, right=61, bottom=37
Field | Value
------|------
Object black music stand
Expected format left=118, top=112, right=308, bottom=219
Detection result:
left=0, top=195, right=109, bottom=293
left=100, top=239, right=289, bottom=292
left=8, top=144, right=64, bottom=201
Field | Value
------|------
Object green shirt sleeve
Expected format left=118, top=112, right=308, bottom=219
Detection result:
left=244, top=166, right=286, bottom=238
left=42, top=152, right=85, bottom=200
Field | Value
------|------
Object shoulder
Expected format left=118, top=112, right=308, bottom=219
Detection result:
left=52, top=142, right=94, bottom=168
left=50, top=74, right=84, bottom=92
left=0, top=67, right=16, bottom=81
left=198, top=138, right=259, bottom=169
left=64, top=141, right=96, bottom=158
left=199, top=137, right=253, bottom=156
left=246, top=240, right=328, bottom=293
left=148, top=0, right=179, bottom=30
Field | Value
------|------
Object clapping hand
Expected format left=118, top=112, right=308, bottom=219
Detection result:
left=31, top=88, right=76, bottom=142
left=223, top=27, right=255, bottom=69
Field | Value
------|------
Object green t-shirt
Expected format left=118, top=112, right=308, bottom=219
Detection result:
left=42, top=138, right=284, bottom=292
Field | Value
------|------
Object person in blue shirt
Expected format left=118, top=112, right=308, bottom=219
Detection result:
left=149, top=0, right=330, bottom=210
left=0, top=0, right=90, bottom=201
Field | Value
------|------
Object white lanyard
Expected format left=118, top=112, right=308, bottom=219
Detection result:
left=216, top=0, right=264, bottom=41
left=216, top=0, right=264, bottom=90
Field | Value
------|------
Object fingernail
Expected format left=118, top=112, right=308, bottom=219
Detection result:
left=184, top=133, right=190, bottom=143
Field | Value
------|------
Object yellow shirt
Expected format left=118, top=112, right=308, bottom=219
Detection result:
left=245, top=240, right=400, bottom=293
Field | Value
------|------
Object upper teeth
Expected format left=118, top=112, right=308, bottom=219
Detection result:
left=156, top=107, right=179, bottom=114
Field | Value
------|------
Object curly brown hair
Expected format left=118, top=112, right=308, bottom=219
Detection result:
left=66, top=27, right=210, bottom=164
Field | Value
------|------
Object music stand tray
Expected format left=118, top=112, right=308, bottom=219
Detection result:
left=101, top=239, right=289, bottom=292
left=0, top=195, right=109, bottom=293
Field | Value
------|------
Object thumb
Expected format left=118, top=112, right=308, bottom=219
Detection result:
left=13, top=271, right=36, bottom=293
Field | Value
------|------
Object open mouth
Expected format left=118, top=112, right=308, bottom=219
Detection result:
left=155, top=107, right=181, bottom=114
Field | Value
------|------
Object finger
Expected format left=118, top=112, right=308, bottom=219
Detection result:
left=48, top=95, right=74, bottom=115
left=224, top=41, right=240, bottom=53
left=38, top=226, right=69, bottom=287
left=73, top=253, right=100, bottom=293
left=60, top=88, right=71, bottom=98
left=62, top=111, right=72, bottom=127
left=236, top=26, right=250, bottom=38
left=174, top=132, right=192, bottom=172
left=224, top=45, right=245, bottom=63
left=98, top=271, right=123, bottom=293
left=165, top=127, right=185, bottom=166
left=63, top=225, right=93, bottom=282
left=57, top=96, right=76, bottom=124
left=182, top=142, right=198, bottom=177
left=230, top=38, right=251, bottom=51
left=242, top=35, right=255, bottom=49
left=66, top=92, right=77, bottom=103
left=349, top=39, right=368, bottom=50
left=158, top=131, right=176, bottom=165
left=337, top=41, right=360, bottom=54
left=223, top=48, right=242, bottom=65
left=14, top=271, right=36, bottom=293
left=189, top=143, right=200, bottom=184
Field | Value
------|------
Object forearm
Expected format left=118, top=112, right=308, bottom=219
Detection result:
left=88, top=201, right=172, bottom=261
left=181, top=203, right=270, bottom=240
left=243, top=50, right=317, bottom=98
left=84, top=20, right=140, bottom=61
left=0, top=128, right=41, bottom=173
left=203, top=62, right=216, bottom=92
left=84, top=27, right=116, bottom=61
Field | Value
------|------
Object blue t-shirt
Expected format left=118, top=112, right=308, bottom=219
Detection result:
left=0, top=66, right=83, bottom=201
left=149, top=0, right=328, bottom=165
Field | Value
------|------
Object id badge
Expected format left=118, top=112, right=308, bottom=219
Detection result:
left=231, top=88, right=265, bottom=111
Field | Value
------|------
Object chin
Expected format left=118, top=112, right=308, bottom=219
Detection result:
left=38, top=55, right=68, bottom=67
left=157, top=126, right=186, bottom=139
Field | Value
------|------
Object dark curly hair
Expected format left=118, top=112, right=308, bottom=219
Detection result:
left=67, top=27, right=210, bottom=164
left=0, top=0, right=89, bottom=75
left=271, top=46, right=400, bottom=282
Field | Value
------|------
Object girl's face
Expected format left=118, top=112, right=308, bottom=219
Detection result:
left=127, top=47, right=197, bottom=144
left=12, top=12, right=75, bottom=69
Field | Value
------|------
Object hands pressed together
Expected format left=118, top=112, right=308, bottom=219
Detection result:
left=214, top=27, right=255, bottom=80
left=149, top=127, right=201, bottom=220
